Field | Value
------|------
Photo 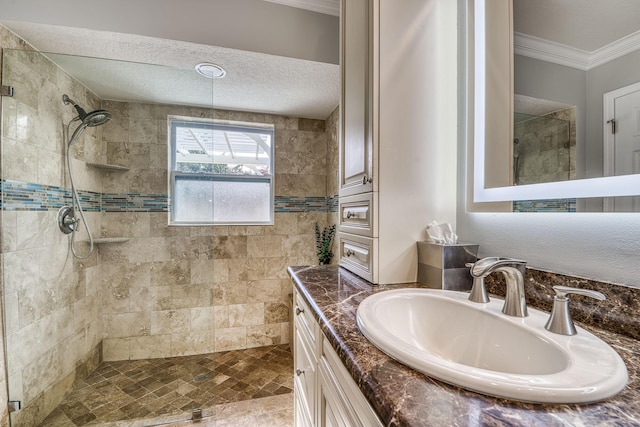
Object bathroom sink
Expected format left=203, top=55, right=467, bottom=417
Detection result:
left=356, top=289, right=628, bottom=403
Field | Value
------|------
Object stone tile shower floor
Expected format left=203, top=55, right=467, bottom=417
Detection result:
left=40, top=344, right=293, bottom=426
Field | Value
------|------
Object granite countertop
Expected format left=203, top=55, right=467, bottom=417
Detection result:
left=288, top=265, right=640, bottom=427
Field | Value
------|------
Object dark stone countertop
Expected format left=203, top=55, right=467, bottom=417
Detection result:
left=288, top=264, right=640, bottom=427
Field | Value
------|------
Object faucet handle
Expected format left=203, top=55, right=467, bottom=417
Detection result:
left=550, top=285, right=606, bottom=301
left=544, top=286, right=606, bottom=336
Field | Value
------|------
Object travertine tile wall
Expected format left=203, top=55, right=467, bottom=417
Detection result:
left=209, top=112, right=329, bottom=351
left=99, top=102, right=338, bottom=358
left=0, top=30, right=104, bottom=426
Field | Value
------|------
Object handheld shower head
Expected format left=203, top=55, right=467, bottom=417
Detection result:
left=63, top=94, right=111, bottom=127
left=82, top=110, right=111, bottom=127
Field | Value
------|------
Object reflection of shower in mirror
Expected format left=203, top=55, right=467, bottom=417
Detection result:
left=513, top=95, right=574, bottom=187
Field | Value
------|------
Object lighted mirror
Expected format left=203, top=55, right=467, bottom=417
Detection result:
left=473, top=0, right=640, bottom=211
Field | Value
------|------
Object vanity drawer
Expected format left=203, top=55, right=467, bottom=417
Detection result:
left=338, top=233, right=377, bottom=284
left=339, top=193, right=375, bottom=237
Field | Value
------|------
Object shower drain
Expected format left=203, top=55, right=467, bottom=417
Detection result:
left=193, top=373, right=212, bottom=383
left=191, top=408, right=203, bottom=420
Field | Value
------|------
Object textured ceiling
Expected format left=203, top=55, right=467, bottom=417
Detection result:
left=514, top=0, right=640, bottom=52
left=0, top=6, right=340, bottom=119
left=514, top=95, right=573, bottom=120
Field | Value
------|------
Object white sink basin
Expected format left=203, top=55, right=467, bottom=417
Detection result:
left=356, top=289, right=628, bottom=403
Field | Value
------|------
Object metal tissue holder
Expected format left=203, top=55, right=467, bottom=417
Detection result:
left=417, top=241, right=479, bottom=291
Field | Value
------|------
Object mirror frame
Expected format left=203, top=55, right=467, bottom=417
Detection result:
left=473, top=0, right=640, bottom=203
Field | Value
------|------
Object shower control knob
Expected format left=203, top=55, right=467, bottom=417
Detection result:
left=57, top=206, right=78, bottom=234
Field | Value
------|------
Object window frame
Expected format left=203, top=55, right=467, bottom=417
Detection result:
left=168, top=117, right=275, bottom=226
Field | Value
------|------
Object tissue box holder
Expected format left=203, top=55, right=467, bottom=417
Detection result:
left=417, top=242, right=479, bottom=291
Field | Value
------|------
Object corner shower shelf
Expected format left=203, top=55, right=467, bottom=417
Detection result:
left=86, top=162, right=130, bottom=171
left=92, top=237, right=130, bottom=244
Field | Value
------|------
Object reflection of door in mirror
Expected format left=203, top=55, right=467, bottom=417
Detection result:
left=604, top=82, right=640, bottom=211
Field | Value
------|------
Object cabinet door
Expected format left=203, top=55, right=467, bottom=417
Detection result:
left=318, top=361, right=356, bottom=427
left=294, top=328, right=316, bottom=422
left=340, top=0, right=374, bottom=197
left=295, top=383, right=314, bottom=427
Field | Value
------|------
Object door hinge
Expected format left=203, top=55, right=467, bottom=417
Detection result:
left=8, top=400, right=21, bottom=413
left=0, top=85, right=14, bottom=97
left=607, top=118, right=617, bottom=134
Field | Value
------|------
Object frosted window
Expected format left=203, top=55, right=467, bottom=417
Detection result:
left=173, top=178, right=271, bottom=223
left=169, top=118, right=274, bottom=225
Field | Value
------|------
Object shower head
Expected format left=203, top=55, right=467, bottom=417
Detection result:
left=62, top=94, right=111, bottom=127
left=82, top=109, right=111, bottom=127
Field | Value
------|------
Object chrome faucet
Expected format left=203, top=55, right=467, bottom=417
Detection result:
left=467, top=257, right=528, bottom=317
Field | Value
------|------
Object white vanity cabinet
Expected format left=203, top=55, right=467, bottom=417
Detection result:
left=339, top=0, right=443, bottom=284
left=340, top=0, right=374, bottom=198
left=339, top=0, right=378, bottom=283
left=293, top=288, right=383, bottom=427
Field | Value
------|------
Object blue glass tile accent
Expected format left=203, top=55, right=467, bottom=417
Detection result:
left=1, top=179, right=336, bottom=214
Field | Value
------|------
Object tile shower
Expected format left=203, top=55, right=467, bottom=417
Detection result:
left=0, top=25, right=339, bottom=426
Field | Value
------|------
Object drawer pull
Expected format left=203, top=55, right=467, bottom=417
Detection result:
left=295, top=306, right=304, bottom=315
left=362, top=175, right=372, bottom=185
left=346, top=211, right=355, bottom=219
left=345, top=249, right=355, bottom=257
left=296, top=368, right=305, bottom=376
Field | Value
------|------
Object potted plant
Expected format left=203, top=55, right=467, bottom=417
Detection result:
left=315, top=223, right=336, bottom=265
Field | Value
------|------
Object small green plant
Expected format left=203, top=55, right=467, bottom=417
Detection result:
left=315, top=223, right=336, bottom=265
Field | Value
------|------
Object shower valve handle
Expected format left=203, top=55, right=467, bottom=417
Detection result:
left=64, top=216, right=80, bottom=225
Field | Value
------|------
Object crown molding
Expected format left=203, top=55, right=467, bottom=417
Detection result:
left=261, top=0, right=339, bottom=16
left=514, top=31, right=640, bottom=71
left=590, top=30, right=640, bottom=69
left=514, top=32, right=590, bottom=70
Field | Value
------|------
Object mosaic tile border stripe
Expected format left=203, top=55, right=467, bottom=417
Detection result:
left=102, top=193, right=169, bottom=212
left=1, top=179, right=101, bottom=212
left=513, top=198, right=576, bottom=213
left=1, top=180, right=338, bottom=213
left=274, top=196, right=333, bottom=213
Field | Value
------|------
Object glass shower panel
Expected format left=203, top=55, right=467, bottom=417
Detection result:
left=513, top=112, right=572, bottom=186
left=1, top=48, right=216, bottom=426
